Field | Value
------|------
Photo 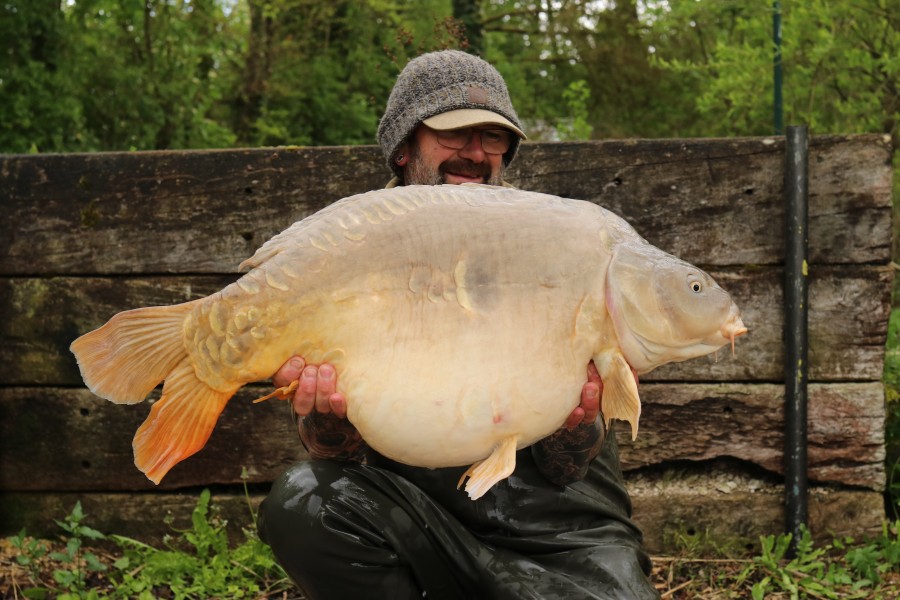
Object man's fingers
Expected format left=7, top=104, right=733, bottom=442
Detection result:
left=293, top=365, right=319, bottom=416
left=285, top=361, right=345, bottom=418
left=581, top=381, right=601, bottom=423
left=587, top=360, right=601, bottom=384
left=329, top=393, right=347, bottom=419
left=565, top=407, right=585, bottom=430
left=315, top=364, right=337, bottom=413
left=273, top=356, right=306, bottom=388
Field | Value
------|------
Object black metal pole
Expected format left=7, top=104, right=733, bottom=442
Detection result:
left=784, top=125, right=809, bottom=556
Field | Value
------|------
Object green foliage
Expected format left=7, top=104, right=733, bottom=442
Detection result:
left=647, top=0, right=899, bottom=141
left=10, top=527, right=51, bottom=592
left=2, top=0, right=896, bottom=152
left=7, top=502, right=109, bottom=599
left=50, top=501, right=109, bottom=597
left=885, top=307, right=900, bottom=516
left=736, top=523, right=900, bottom=599
left=8, top=490, right=291, bottom=599
left=10, top=503, right=900, bottom=597
left=557, top=80, right=593, bottom=141
left=107, top=488, right=290, bottom=599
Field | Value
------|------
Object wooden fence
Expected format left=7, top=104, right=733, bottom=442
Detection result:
left=0, top=135, right=892, bottom=553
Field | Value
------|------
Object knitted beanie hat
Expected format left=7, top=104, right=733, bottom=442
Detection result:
left=377, top=50, right=526, bottom=177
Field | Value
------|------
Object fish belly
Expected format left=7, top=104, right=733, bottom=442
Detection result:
left=335, top=285, right=592, bottom=468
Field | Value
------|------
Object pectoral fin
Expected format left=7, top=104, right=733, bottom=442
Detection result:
left=457, top=435, right=518, bottom=500
left=594, top=350, right=641, bottom=440
left=252, top=380, right=299, bottom=404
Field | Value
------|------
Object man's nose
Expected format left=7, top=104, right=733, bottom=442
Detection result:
left=457, top=131, right=487, bottom=162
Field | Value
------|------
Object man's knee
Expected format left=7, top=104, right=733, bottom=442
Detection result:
left=258, top=460, right=336, bottom=545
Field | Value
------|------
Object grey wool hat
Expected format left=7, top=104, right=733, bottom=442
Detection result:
left=377, top=50, right=526, bottom=178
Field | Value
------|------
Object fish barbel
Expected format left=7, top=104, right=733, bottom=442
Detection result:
left=70, top=184, right=747, bottom=499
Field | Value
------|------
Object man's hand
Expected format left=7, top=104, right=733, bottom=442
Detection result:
left=273, top=356, right=347, bottom=419
left=562, top=361, right=602, bottom=430
left=274, top=356, right=366, bottom=462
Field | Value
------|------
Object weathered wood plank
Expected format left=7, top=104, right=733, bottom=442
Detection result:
left=0, top=386, right=303, bottom=492
left=617, top=382, right=885, bottom=490
left=627, top=470, right=886, bottom=554
left=0, top=276, right=235, bottom=386
left=1, top=135, right=891, bottom=275
left=0, top=266, right=889, bottom=386
left=515, top=135, right=893, bottom=268
left=0, top=383, right=884, bottom=491
left=0, top=483, right=885, bottom=555
left=0, top=146, right=387, bottom=276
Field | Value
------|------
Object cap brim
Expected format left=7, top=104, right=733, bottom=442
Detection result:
left=423, top=109, right=526, bottom=139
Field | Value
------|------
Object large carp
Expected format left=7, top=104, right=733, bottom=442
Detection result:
left=71, top=184, right=746, bottom=499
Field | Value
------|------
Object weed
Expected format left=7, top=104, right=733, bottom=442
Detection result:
left=6, top=499, right=900, bottom=598
left=737, top=522, right=900, bottom=599
left=6, top=501, right=110, bottom=599
left=9, top=529, right=49, bottom=581
left=109, top=488, right=290, bottom=599
left=5, top=489, right=293, bottom=599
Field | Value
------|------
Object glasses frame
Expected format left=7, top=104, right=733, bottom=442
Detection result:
left=431, top=127, right=513, bottom=155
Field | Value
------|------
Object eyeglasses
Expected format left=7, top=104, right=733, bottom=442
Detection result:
left=432, top=128, right=513, bottom=155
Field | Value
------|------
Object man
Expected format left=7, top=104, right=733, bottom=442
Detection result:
left=258, top=49, right=660, bottom=600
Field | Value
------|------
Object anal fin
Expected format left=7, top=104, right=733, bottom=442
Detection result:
left=456, top=435, right=518, bottom=500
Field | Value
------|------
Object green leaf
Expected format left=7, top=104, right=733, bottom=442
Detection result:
left=84, top=552, right=108, bottom=572
left=53, top=569, right=77, bottom=586
left=751, top=577, right=770, bottom=600
left=77, top=525, right=107, bottom=541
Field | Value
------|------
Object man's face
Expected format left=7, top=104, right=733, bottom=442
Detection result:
left=402, top=125, right=507, bottom=186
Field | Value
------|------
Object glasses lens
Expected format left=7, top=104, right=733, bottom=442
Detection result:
left=480, top=129, right=511, bottom=154
left=435, top=129, right=468, bottom=150
left=434, top=128, right=512, bottom=154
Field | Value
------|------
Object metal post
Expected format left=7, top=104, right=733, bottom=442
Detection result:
left=784, top=125, right=809, bottom=556
left=773, top=2, right=783, bottom=135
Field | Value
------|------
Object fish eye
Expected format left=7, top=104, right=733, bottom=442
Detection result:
left=690, top=280, right=703, bottom=293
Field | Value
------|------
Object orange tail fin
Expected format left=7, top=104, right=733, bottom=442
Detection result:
left=70, top=300, right=235, bottom=483
left=70, top=302, right=199, bottom=404
left=134, top=358, right=236, bottom=484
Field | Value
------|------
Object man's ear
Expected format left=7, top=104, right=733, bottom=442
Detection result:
left=394, top=142, right=410, bottom=166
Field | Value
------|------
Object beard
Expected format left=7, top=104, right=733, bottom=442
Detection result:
left=404, top=145, right=503, bottom=186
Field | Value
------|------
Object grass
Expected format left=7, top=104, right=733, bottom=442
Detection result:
left=2, top=494, right=899, bottom=599
left=1, top=490, right=294, bottom=600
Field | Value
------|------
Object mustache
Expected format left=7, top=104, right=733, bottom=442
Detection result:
left=440, top=160, right=492, bottom=179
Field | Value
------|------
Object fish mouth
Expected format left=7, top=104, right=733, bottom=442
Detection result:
left=721, top=315, right=748, bottom=355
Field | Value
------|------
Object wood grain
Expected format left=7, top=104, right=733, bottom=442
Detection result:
left=1, top=136, right=891, bottom=275
left=0, top=383, right=884, bottom=491
left=0, top=266, right=890, bottom=385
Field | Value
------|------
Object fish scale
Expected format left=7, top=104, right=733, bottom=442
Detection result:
left=70, top=184, right=746, bottom=499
